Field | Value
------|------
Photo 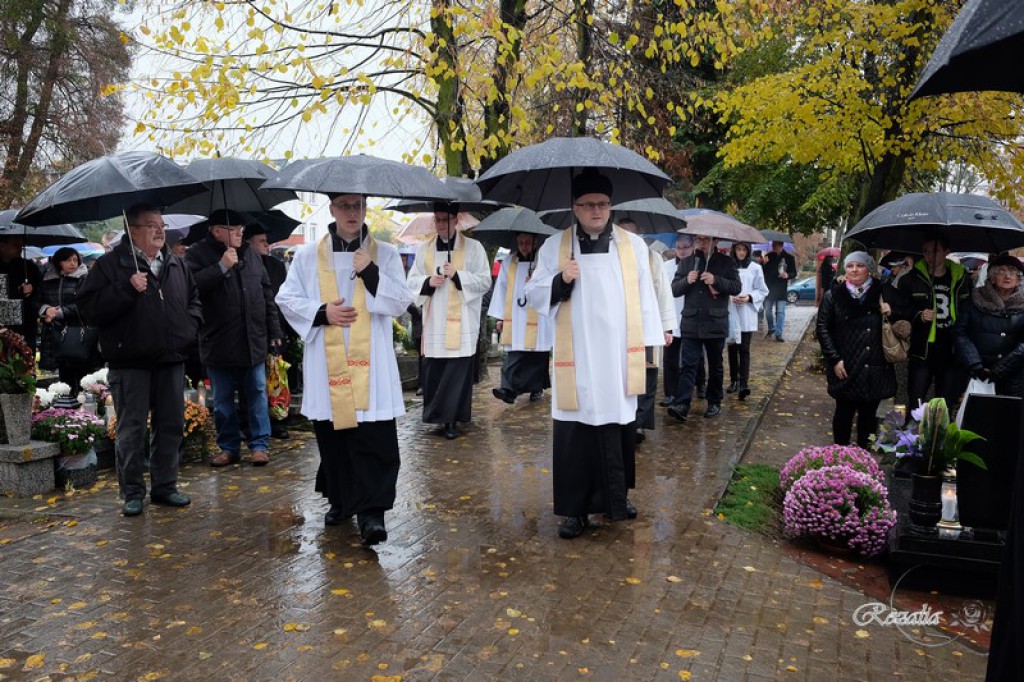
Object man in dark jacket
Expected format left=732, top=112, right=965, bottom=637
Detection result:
left=186, top=209, right=282, bottom=468
left=894, top=234, right=971, bottom=413
left=77, top=204, right=203, bottom=517
left=763, top=241, right=797, bottom=341
left=667, top=234, right=742, bottom=421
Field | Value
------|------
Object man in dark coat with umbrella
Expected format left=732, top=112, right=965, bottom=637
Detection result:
left=77, top=203, right=203, bottom=516
left=185, top=209, right=283, bottom=467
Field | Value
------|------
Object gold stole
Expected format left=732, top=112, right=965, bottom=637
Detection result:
left=317, top=233, right=377, bottom=430
left=554, top=226, right=645, bottom=411
left=423, top=233, right=466, bottom=350
left=500, top=256, right=539, bottom=350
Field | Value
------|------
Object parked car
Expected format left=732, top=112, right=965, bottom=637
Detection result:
left=787, top=277, right=816, bottom=303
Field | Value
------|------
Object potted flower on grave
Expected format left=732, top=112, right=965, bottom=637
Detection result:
left=0, top=328, right=37, bottom=445
left=30, top=407, right=107, bottom=488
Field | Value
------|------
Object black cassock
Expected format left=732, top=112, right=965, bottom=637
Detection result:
left=313, top=419, right=400, bottom=519
left=421, top=355, right=475, bottom=424
left=499, top=350, right=551, bottom=395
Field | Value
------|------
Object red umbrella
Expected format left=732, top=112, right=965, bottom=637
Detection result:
left=817, top=247, right=840, bottom=262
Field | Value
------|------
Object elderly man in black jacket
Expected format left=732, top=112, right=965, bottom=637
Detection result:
left=77, top=203, right=203, bottom=517
left=667, top=234, right=742, bottom=421
left=186, top=209, right=283, bottom=468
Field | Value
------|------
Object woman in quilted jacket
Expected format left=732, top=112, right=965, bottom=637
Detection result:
left=816, top=251, right=896, bottom=448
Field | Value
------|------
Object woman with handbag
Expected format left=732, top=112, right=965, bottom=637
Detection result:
left=953, top=254, right=1024, bottom=398
left=816, top=251, right=896, bottom=448
left=38, top=247, right=100, bottom=392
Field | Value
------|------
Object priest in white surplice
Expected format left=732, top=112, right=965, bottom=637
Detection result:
left=276, top=194, right=413, bottom=546
left=525, top=171, right=664, bottom=539
left=406, top=207, right=492, bottom=440
left=487, top=232, right=553, bottom=405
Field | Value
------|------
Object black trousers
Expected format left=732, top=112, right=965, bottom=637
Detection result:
left=675, top=337, right=725, bottom=406
left=727, top=332, right=753, bottom=387
left=832, top=397, right=881, bottom=449
left=907, top=357, right=966, bottom=413
left=664, top=337, right=706, bottom=398
left=313, top=419, right=400, bottom=519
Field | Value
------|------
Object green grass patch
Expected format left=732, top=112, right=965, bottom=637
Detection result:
left=715, top=463, right=782, bottom=536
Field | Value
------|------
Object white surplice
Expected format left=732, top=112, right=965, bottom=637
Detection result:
left=486, top=253, right=553, bottom=352
left=728, top=261, right=770, bottom=343
left=664, top=257, right=685, bottom=337
left=406, top=235, right=492, bottom=358
left=276, top=240, right=413, bottom=423
left=526, top=228, right=664, bottom=425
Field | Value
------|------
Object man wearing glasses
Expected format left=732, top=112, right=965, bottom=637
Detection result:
left=77, top=203, right=203, bottom=516
left=185, top=209, right=282, bottom=469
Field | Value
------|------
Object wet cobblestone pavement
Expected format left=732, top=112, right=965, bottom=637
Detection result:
left=0, top=307, right=988, bottom=680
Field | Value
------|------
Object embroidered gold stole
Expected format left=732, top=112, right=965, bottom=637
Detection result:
left=500, top=256, right=539, bottom=349
left=423, top=233, right=466, bottom=351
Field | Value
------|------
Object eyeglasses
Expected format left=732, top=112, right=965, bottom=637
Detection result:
left=332, top=201, right=364, bottom=212
left=574, top=201, right=611, bottom=211
left=130, top=222, right=166, bottom=230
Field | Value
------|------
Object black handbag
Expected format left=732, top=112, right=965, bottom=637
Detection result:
left=52, top=323, right=99, bottom=363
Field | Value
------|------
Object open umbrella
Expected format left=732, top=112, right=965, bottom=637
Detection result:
left=469, top=207, right=557, bottom=249
left=14, top=151, right=208, bottom=226
left=182, top=209, right=300, bottom=246
left=475, top=137, right=671, bottom=211
left=386, top=177, right=508, bottom=214
left=911, top=0, right=1024, bottom=99
left=262, top=154, right=458, bottom=202
left=758, top=229, right=794, bottom=244
left=678, top=208, right=766, bottom=244
left=108, top=214, right=202, bottom=249
left=165, top=157, right=297, bottom=216
left=843, top=192, right=1024, bottom=252
left=539, top=197, right=683, bottom=233
left=0, top=209, right=87, bottom=246
left=395, top=213, right=478, bottom=244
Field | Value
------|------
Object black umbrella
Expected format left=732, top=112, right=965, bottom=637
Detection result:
left=469, top=207, right=558, bottom=249
left=911, top=0, right=1024, bottom=99
left=0, top=210, right=87, bottom=246
left=539, top=197, right=684, bottom=233
left=14, top=151, right=208, bottom=226
left=475, top=137, right=671, bottom=211
left=843, top=192, right=1024, bottom=252
left=183, top=209, right=300, bottom=246
left=759, top=229, right=794, bottom=244
left=165, top=157, right=298, bottom=215
left=386, top=177, right=508, bottom=214
left=261, top=154, right=458, bottom=202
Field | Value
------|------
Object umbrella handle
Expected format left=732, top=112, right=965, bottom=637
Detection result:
left=516, top=296, right=528, bottom=308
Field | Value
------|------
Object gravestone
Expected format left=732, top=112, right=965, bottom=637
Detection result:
left=0, top=274, right=22, bottom=326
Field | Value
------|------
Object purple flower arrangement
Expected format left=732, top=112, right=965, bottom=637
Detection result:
left=31, top=408, right=107, bottom=457
left=782, top=465, right=896, bottom=557
left=779, top=444, right=884, bottom=493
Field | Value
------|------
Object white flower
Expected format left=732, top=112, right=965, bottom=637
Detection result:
left=49, top=382, right=72, bottom=396
left=36, top=388, right=54, bottom=408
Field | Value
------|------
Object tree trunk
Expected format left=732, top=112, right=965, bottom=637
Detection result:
left=480, top=0, right=527, bottom=173
left=430, top=0, right=471, bottom=177
left=571, top=0, right=594, bottom=137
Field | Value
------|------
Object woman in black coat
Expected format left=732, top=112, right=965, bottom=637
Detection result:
left=38, top=247, right=99, bottom=391
left=953, top=254, right=1024, bottom=398
left=816, top=251, right=896, bottom=448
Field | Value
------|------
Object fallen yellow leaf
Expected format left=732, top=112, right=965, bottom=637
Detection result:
left=198, top=652, right=213, bottom=660
left=742, top=566, right=757, bottom=572
left=0, top=657, right=16, bottom=669
left=666, top=576, right=682, bottom=583
left=283, top=622, right=310, bottom=632
left=624, top=577, right=642, bottom=585
left=331, top=588, right=350, bottom=595
left=675, top=649, right=699, bottom=658
left=253, top=642, right=269, bottom=650
left=812, top=616, right=828, bottom=625
left=22, top=653, right=45, bottom=670
left=679, top=672, right=692, bottom=681
left=855, top=630, right=870, bottom=639
left=508, top=628, right=519, bottom=635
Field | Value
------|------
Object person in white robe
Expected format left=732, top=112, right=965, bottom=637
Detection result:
left=524, top=170, right=664, bottom=539
left=487, top=232, right=553, bottom=404
left=618, top=218, right=676, bottom=443
left=726, top=242, right=769, bottom=401
left=406, top=207, right=492, bottom=440
left=276, top=194, right=413, bottom=546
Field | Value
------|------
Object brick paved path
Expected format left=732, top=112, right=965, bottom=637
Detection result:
left=0, top=308, right=987, bottom=680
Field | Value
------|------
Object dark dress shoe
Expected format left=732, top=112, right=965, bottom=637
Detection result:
left=634, top=429, right=646, bottom=444
left=271, top=423, right=290, bottom=439
left=151, top=492, right=191, bottom=507
left=667, top=404, right=689, bottom=423
left=492, top=388, right=515, bottom=405
left=529, top=390, right=543, bottom=402
left=658, top=396, right=673, bottom=407
left=775, top=335, right=785, bottom=342
left=696, top=387, right=706, bottom=399
left=122, top=499, right=144, bottom=517
left=726, top=381, right=738, bottom=394
left=415, top=386, right=423, bottom=396
left=358, top=513, right=388, bottom=546
left=558, top=516, right=588, bottom=539
left=738, top=387, right=750, bottom=401
left=324, top=505, right=347, bottom=526
left=765, top=330, right=774, bottom=339
left=703, top=404, right=722, bottom=418
left=625, top=500, right=638, bottom=519
left=444, top=422, right=459, bottom=440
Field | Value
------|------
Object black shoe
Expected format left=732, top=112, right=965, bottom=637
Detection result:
left=558, top=516, right=588, bottom=539
left=122, top=498, right=144, bottom=517
left=324, top=505, right=347, bottom=526
left=625, top=500, right=638, bottom=519
left=765, top=330, right=774, bottom=339
left=151, top=492, right=191, bottom=507
left=529, top=390, right=543, bottom=402
left=775, top=334, right=785, bottom=342
left=738, top=387, right=750, bottom=401
left=703, top=404, right=721, bottom=418
left=271, top=423, right=290, bottom=439
left=492, top=388, right=515, bottom=405
left=667, top=404, right=689, bottom=423
left=635, top=429, right=646, bottom=444
left=696, top=387, right=706, bottom=400
left=415, top=387, right=423, bottom=396
left=358, top=513, right=387, bottom=546
left=726, top=381, right=738, bottom=394
left=444, top=422, right=459, bottom=440
left=658, top=396, right=673, bottom=407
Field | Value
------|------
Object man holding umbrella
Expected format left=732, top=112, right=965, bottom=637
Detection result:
left=488, top=231, right=553, bottom=404
left=77, top=203, right=203, bottom=516
left=276, top=193, right=414, bottom=545
left=525, top=170, right=664, bottom=539
left=406, top=205, right=492, bottom=440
